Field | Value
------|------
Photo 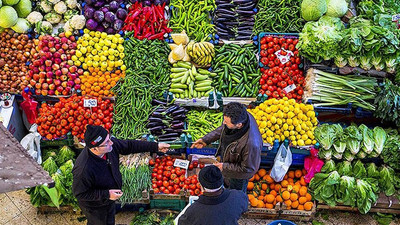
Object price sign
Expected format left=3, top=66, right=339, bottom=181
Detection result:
left=174, top=159, right=190, bottom=169
left=275, top=49, right=294, bottom=64
left=84, top=99, right=97, bottom=108
left=283, top=84, right=297, bottom=94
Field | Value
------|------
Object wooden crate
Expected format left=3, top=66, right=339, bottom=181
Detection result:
left=242, top=205, right=280, bottom=220
left=243, top=202, right=316, bottom=221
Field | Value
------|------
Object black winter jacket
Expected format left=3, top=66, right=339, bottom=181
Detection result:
left=178, top=189, right=248, bottom=225
left=72, top=137, right=158, bottom=209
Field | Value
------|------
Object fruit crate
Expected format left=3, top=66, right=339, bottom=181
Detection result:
left=244, top=202, right=316, bottom=221
left=243, top=205, right=280, bottom=219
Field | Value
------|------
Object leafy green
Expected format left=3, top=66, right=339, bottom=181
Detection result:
left=318, top=149, right=332, bottom=160
left=337, top=161, right=353, bottom=176
left=366, top=163, right=380, bottom=178
left=353, top=160, right=367, bottom=179
left=379, top=166, right=396, bottom=196
left=42, top=157, right=58, bottom=175
left=374, top=80, right=400, bottom=127
left=344, top=126, right=362, bottom=155
left=333, top=125, right=346, bottom=154
left=373, top=127, right=387, bottom=155
left=343, top=150, right=355, bottom=162
left=315, top=124, right=340, bottom=150
left=130, top=212, right=175, bottom=225
left=355, top=179, right=378, bottom=214
left=321, top=160, right=336, bottom=173
left=301, top=0, right=327, bottom=21
left=359, top=124, right=374, bottom=154
left=337, top=176, right=356, bottom=206
left=311, top=171, right=341, bottom=206
left=382, top=132, right=400, bottom=170
left=56, top=146, right=75, bottom=166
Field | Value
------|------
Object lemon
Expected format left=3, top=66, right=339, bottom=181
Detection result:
left=74, top=60, right=81, bottom=66
left=270, top=116, right=277, bottom=124
left=260, top=121, right=267, bottom=129
left=103, top=46, right=109, bottom=51
left=281, top=135, right=285, bottom=141
left=75, top=50, right=82, bottom=57
left=266, top=137, right=273, bottom=144
left=302, top=134, right=308, bottom=140
left=274, top=124, right=280, bottom=130
left=282, top=124, right=288, bottom=130
left=271, top=105, right=278, bottom=112
left=262, top=134, right=267, bottom=139
left=79, top=57, right=85, bottom=62
left=307, top=111, right=315, bottom=118
left=275, top=135, right=281, bottom=140
left=82, top=64, right=88, bottom=70
left=118, top=37, right=124, bottom=44
left=267, top=130, right=274, bottom=137
left=283, top=106, right=289, bottom=112
left=71, top=55, right=78, bottom=61
left=296, top=125, right=302, bottom=132
left=260, top=128, right=265, bottom=134
left=290, top=131, right=296, bottom=136
left=267, top=121, right=272, bottom=128
left=305, top=139, right=312, bottom=145
left=111, top=43, right=117, bottom=49
left=289, top=125, right=294, bottom=130
left=119, top=53, right=125, bottom=58
left=117, top=45, right=124, bottom=52
left=292, top=140, right=297, bottom=146
left=290, top=136, right=296, bottom=141
left=277, top=118, right=282, bottom=125
left=89, top=40, right=95, bottom=46
left=101, top=32, right=107, bottom=39
left=284, top=131, right=290, bottom=137
left=93, top=61, right=99, bottom=68
left=297, top=140, right=305, bottom=146
left=99, top=40, right=105, bottom=46
left=262, top=116, right=268, bottom=121
left=108, top=55, right=115, bottom=61
left=93, top=55, right=100, bottom=61
left=287, top=118, right=293, bottom=125
left=100, top=55, right=107, bottom=61
left=87, top=61, right=93, bottom=67
left=108, top=61, right=115, bottom=68
left=312, top=140, right=317, bottom=144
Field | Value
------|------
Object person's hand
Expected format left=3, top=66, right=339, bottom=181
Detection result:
left=213, top=162, right=223, bottom=171
left=191, top=139, right=207, bottom=149
left=158, top=143, right=170, bottom=153
left=109, top=189, right=123, bottom=200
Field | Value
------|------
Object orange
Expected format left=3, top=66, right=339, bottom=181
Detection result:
left=247, top=182, right=254, bottom=191
left=295, top=170, right=303, bottom=178
left=269, top=190, right=277, bottom=197
left=263, top=174, right=274, bottom=184
left=260, top=190, right=266, bottom=196
left=298, top=204, right=304, bottom=210
left=300, top=177, right=307, bottom=186
left=299, top=187, right=307, bottom=196
left=299, top=197, right=307, bottom=205
left=302, top=169, right=307, bottom=175
left=306, top=193, right=312, bottom=202
left=257, top=200, right=265, bottom=208
left=288, top=171, right=295, bottom=179
left=290, top=193, right=298, bottom=202
left=265, top=203, right=274, bottom=209
left=288, top=178, right=294, bottom=185
left=249, top=175, right=255, bottom=182
left=292, top=184, right=301, bottom=193
left=282, top=191, right=290, bottom=200
left=284, top=199, right=292, bottom=207
left=284, top=174, right=288, bottom=180
left=248, top=194, right=255, bottom=201
left=276, top=195, right=283, bottom=203
left=304, top=202, right=313, bottom=211
left=291, top=200, right=299, bottom=209
left=254, top=174, right=260, bottom=181
left=258, top=195, right=264, bottom=201
left=274, top=184, right=281, bottom=192
left=270, top=183, right=275, bottom=190
left=261, top=183, right=268, bottom=191
left=281, top=180, right=289, bottom=188
left=250, top=198, right=258, bottom=207
left=258, top=168, right=267, bottom=177
left=265, top=194, right=275, bottom=204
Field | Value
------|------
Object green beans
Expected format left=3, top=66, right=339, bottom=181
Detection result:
left=169, top=0, right=216, bottom=42
left=184, top=110, right=223, bottom=141
left=253, top=0, right=305, bottom=34
left=211, top=44, right=260, bottom=97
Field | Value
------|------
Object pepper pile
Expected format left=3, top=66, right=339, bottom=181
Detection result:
left=259, top=35, right=304, bottom=102
left=122, top=2, right=172, bottom=40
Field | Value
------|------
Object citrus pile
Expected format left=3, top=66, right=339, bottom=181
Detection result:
left=73, top=29, right=126, bottom=72
left=80, top=68, right=125, bottom=97
left=248, top=97, right=318, bottom=146
left=247, top=168, right=314, bottom=211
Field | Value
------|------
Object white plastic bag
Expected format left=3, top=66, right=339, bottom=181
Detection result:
left=270, top=143, right=292, bottom=182
left=20, top=124, right=42, bottom=164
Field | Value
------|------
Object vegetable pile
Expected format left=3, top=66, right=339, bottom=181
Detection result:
left=27, top=33, right=80, bottom=96
left=83, top=0, right=127, bottom=33
left=130, top=211, right=175, bottom=225
left=27, top=146, right=77, bottom=209
left=0, top=0, right=32, bottom=33
left=374, top=80, right=400, bottom=127
left=254, top=0, right=304, bottom=34
left=0, top=30, right=35, bottom=93
left=301, top=0, right=348, bottom=22
left=147, top=101, right=186, bottom=142
left=184, top=110, right=223, bottom=141
left=169, top=61, right=215, bottom=99
left=304, top=69, right=378, bottom=111
left=121, top=2, right=171, bottom=40
left=169, top=0, right=216, bottom=42
left=212, top=44, right=260, bottom=97
left=74, top=29, right=125, bottom=72
left=36, top=95, right=113, bottom=140
left=315, top=124, right=387, bottom=161
left=213, top=0, right=256, bottom=40
left=249, top=98, right=318, bottom=146
left=259, top=35, right=304, bottom=101
left=247, top=168, right=314, bottom=211
left=381, top=129, right=400, bottom=171
left=80, top=69, right=124, bottom=97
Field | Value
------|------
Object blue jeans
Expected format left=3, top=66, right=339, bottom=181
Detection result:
left=228, top=178, right=248, bottom=193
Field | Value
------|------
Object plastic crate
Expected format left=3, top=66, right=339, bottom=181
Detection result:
left=186, top=148, right=217, bottom=156
left=150, top=199, right=187, bottom=211
left=40, top=134, right=74, bottom=147
left=355, top=107, right=374, bottom=118
left=307, top=100, right=353, bottom=114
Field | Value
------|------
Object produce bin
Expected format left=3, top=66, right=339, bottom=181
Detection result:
left=40, top=133, right=74, bottom=147
left=150, top=199, right=187, bottom=211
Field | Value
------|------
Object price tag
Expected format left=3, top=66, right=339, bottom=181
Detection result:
left=174, top=159, right=190, bottom=169
left=84, top=99, right=97, bottom=108
left=392, top=14, right=400, bottom=22
left=275, top=49, right=294, bottom=64
left=283, top=84, right=297, bottom=94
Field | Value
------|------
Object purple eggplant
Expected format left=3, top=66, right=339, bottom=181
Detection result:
left=105, top=11, right=116, bottom=23
left=94, top=11, right=105, bottom=22
left=109, top=1, right=119, bottom=11
left=113, top=19, right=124, bottom=31
left=116, top=8, right=127, bottom=20
left=84, top=7, right=95, bottom=19
left=86, top=19, right=98, bottom=30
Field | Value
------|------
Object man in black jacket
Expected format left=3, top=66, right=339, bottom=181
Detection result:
left=178, top=165, right=248, bottom=225
left=72, top=125, right=169, bottom=225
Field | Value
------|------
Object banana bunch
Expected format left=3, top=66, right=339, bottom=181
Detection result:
left=186, top=41, right=215, bottom=67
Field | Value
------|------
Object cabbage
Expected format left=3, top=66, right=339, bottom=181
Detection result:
left=0, top=6, right=18, bottom=28
left=379, top=166, right=396, bottom=196
left=14, top=0, right=31, bottom=18
left=11, top=18, right=30, bottom=33
left=301, top=0, right=327, bottom=21
left=3, top=0, right=19, bottom=6
left=326, top=0, right=348, bottom=18
left=344, top=125, right=362, bottom=155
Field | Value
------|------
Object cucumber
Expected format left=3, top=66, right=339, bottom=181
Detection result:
left=196, top=79, right=213, bottom=85
left=195, top=82, right=212, bottom=88
left=171, top=83, right=188, bottom=89
left=169, top=88, right=185, bottom=93
left=171, top=77, right=183, bottom=83
left=181, top=71, right=189, bottom=84
left=198, top=68, right=210, bottom=75
left=171, top=68, right=188, bottom=73
left=195, top=75, right=209, bottom=81
left=195, top=86, right=212, bottom=92
left=171, top=71, right=187, bottom=78
left=177, top=61, right=192, bottom=69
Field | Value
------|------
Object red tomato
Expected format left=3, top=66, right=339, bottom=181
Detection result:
left=171, top=174, right=177, bottom=180
left=180, top=175, right=186, bottom=182
left=163, top=181, right=169, bottom=187
left=164, top=189, right=170, bottom=194
left=188, top=164, right=194, bottom=170
left=193, top=161, right=198, bottom=168
left=157, top=174, right=162, bottom=180
left=149, top=159, right=155, bottom=166
left=167, top=186, right=174, bottom=193
left=189, top=184, right=196, bottom=190
left=260, top=37, right=267, bottom=44
left=175, top=188, right=181, bottom=195
left=152, top=184, right=158, bottom=189
left=199, top=164, right=205, bottom=169
left=157, top=180, right=162, bottom=187
left=194, top=189, right=201, bottom=195
left=166, top=160, right=173, bottom=166
left=160, top=186, right=166, bottom=192
left=164, top=171, right=171, bottom=178
left=151, top=173, right=157, bottom=178
left=266, top=36, right=273, bottom=42
left=154, top=188, right=160, bottom=194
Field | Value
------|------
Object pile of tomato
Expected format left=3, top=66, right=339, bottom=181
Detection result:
left=149, top=156, right=202, bottom=196
left=36, top=94, right=113, bottom=140
left=259, top=36, right=305, bottom=102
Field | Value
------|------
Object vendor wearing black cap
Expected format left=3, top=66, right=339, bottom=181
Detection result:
left=178, top=165, right=248, bottom=225
left=72, top=125, right=170, bottom=225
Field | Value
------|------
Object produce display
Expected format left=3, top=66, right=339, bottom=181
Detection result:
left=184, top=110, right=223, bottom=141
left=26, top=146, right=77, bottom=208
left=259, top=35, right=304, bottom=101
left=0, top=30, right=34, bottom=93
left=213, top=0, right=256, bottom=40
left=247, top=168, right=314, bottom=211
left=147, top=101, right=186, bottom=142
left=0, top=0, right=32, bottom=33
left=80, top=69, right=124, bottom=97
left=169, top=0, right=215, bottom=42
left=304, top=69, right=378, bottom=111
left=254, top=0, right=304, bottom=34
left=83, top=0, right=127, bottom=33
left=121, top=2, right=171, bottom=40
left=74, top=29, right=125, bottom=71
left=36, top=95, right=113, bottom=140
left=249, top=97, right=318, bottom=146
left=27, top=33, right=80, bottom=96
left=315, top=124, right=387, bottom=161
left=212, top=44, right=260, bottom=97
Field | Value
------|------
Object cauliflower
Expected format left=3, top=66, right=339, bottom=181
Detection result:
left=35, top=20, right=53, bottom=34
left=70, top=15, right=85, bottom=29
left=40, top=0, right=53, bottom=13
left=63, top=20, right=73, bottom=33
left=54, top=2, right=67, bottom=14
left=66, top=0, right=78, bottom=9
left=44, top=12, right=62, bottom=24
left=27, top=11, right=43, bottom=24
left=48, top=0, right=60, bottom=4
left=64, top=9, right=78, bottom=21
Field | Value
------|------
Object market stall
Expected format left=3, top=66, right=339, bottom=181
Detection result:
left=1, top=0, right=400, bottom=223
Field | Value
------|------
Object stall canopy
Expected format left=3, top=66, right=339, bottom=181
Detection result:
left=0, top=122, right=53, bottom=193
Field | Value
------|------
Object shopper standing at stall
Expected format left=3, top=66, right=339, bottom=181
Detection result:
left=191, top=102, right=262, bottom=192
left=72, top=125, right=170, bottom=225
left=177, top=165, right=248, bottom=225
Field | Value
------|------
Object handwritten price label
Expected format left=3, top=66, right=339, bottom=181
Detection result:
left=174, top=159, right=190, bottom=169
left=84, top=99, right=97, bottom=108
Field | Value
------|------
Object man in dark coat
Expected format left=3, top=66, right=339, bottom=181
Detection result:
left=72, top=125, right=169, bottom=225
left=178, top=165, right=248, bottom=225
left=191, top=102, right=262, bottom=192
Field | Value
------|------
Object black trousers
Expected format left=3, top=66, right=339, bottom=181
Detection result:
left=80, top=202, right=116, bottom=225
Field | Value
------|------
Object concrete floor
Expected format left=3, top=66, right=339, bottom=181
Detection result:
left=1, top=190, right=399, bottom=225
